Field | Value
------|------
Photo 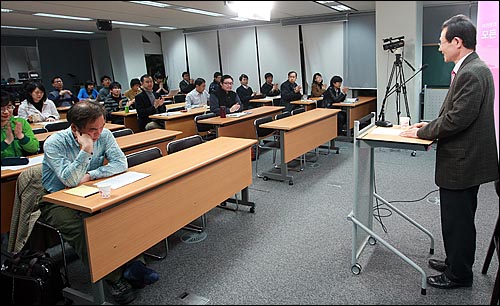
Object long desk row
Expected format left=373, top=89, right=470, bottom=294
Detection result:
left=0, top=129, right=181, bottom=233
left=42, top=137, right=256, bottom=304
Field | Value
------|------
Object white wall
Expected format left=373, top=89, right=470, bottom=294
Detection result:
left=161, top=30, right=187, bottom=90
left=376, top=1, right=423, bottom=124
left=89, top=39, right=113, bottom=84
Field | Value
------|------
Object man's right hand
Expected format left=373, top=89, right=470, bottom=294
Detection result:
left=154, top=98, right=163, bottom=108
left=76, top=131, right=93, bottom=154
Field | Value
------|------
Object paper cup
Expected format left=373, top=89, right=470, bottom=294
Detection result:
left=98, top=185, right=111, bottom=198
left=400, top=117, right=410, bottom=129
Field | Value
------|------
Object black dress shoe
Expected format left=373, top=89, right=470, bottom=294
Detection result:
left=427, top=273, right=472, bottom=289
left=428, top=259, right=447, bottom=272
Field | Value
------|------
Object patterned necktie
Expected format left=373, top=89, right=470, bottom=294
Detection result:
left=450, top=71, right=456, bottom=86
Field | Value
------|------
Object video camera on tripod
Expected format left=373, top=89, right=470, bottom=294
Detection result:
left=383, top=36, right=405, bottom=52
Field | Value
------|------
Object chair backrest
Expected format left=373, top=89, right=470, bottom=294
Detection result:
left=112, top=128, right=134, bottom=138
left=195, top=113, right=217, bottom=133
left=275, top=112, right=291, bottom=120
left=173, top=94, right=186, bottom=103
left=167, top=135, right=203, bottom=154
left=45, top=121, right=71, bottom=132
left=32, top=127, right=48, bottom=134
left=254, top=116, right=275, bottom=139
left=126, top=147, right=162, bottom=168
left=291, top=108, right=305, bottom=116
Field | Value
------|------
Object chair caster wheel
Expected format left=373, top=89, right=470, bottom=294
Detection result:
left=289, top=180, right=293, bottom=185
left=411, top=151, right=416, bottom=157
left=351, top=263, right=362, bottom=275
left=249, top=207, right=255, bottom=213
left=263, top=176, right=268, bottom=181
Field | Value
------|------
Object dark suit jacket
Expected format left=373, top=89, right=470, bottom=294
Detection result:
left=322, top=86, right=346, bottom=108
left=134, top=90, right=166, bottom=131
left=417, top=52, right=499, bottom=189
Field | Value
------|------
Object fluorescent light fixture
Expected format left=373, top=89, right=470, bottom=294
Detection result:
left=33, top=12, right=92, bottom=21
left=53, top=29, right=95, bottom=34
left=1, top=25, right=37, bottom=30
left=112, top=21, right=149, bottom=27
left=180, top=8, right=225, bottom=17
left=231, top=17, right=249, bottom=21
left=226, top=1, right=273, bottom=21
left=129, top=1, right=171, bottom=8
left=159, top=26, right=177, bottom=30
left=1, top=8, right=13, bottom=13
left=331, top=4, right=351, bottom=11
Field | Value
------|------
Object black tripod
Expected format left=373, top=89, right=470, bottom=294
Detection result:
left=377, top=53, right=412, bottom=127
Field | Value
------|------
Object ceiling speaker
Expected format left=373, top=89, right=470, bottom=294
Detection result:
left=96, top=20, right=112, bottom=31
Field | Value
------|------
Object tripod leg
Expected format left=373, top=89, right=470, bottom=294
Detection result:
left=378, top=61, right=398, bottom=123
left=400, top=66, right=412, bottom=124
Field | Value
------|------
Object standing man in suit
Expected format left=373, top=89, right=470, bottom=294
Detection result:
left=401, top=14, right=498, bottom=289
left=135, top=74, right=166, bottom=131
left=280, top=71, right=302, bottom=112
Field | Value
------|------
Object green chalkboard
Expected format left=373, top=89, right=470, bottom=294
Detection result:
left=422, top=45, right=455, bottom=88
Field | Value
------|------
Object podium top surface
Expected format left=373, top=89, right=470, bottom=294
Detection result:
left=358, top=126, right=434, bottom=148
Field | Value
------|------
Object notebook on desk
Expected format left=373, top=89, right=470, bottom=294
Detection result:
left=226, top=111, right=251, bottom=118
left=344, top=98, right=359, bottom=103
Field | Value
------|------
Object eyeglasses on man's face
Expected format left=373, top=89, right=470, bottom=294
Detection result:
left=1, top=105, right=15, bottom=112
left=222, top=82, right=233, bottom=85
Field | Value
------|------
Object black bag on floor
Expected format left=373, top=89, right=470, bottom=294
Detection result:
left=0, top=250, right=65, bottom=305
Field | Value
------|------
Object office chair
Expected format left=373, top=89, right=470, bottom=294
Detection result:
left=254, top=116, right=280, bottom=178
left=45, top=121, right=70, bottom=132
left=11, top=164, right=71, bottom=289
left=194, top=113, right=217, bottom=141
left=167, top=135, right=208, bottom=230
left=111, top=128, right=134, bottom=138
left=32, top=127, right=48, bottom=134
left=125, top=147, right=168, bottom=259
left=291, top=108, right=305, bottom=115
left=173, top=94, right=186, bottom=103
left=274, top=111, right=291, bottom=120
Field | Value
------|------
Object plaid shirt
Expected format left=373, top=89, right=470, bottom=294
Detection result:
left=42, top=127, right=127, bottom=192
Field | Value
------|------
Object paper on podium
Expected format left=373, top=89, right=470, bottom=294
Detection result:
left=371, top=127, right=405, bottom=136
left=94, top=171, right=150, bottom=189
left=64, top=185, right=99, bottom=198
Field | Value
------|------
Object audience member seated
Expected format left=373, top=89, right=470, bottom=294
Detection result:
left=179, top=71, right=195, bottom=94
left=260, top=72, right=281, bottom=97
left=209, top=72, right=222, bottom=95
left=209, top=74, right=243, bottom=116
left=18, top=82, right=60, bottom=123
left=40, top=101, right=159, bottom=304
left=323, top=75, right=349, bottom=131
left=104, top=81, right=134, bottom=124
left=96, top=75, right=112, bottom=103
left=311, top=72, right=327, bottom=97
left=280, top=71, right=303, bottom=112
left=236, top=74, right=257, bottom=110
left=135, top=74, right=166, bottom=131
left=47, top=76, right=78, bottom=107
left=77, top=80, right=99, bottom=101
left=152, top=72, right=169, bottom=96
left=186, top=78, right=209, bottom=109
left=1, top=91, right=39, bottom=158
left=123, top=78, right=142, bottom=104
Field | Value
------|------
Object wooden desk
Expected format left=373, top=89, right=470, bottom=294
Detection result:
left=42, top=137, right=256, bottom=304
left=149, top=106, right=208, bottom=138
left=56, top=106, right=71, bottom=119
left=260, top=108, right=340, bottom=184
left=111, top=103, right=186, bottom=133
left=331, top=96, right=377, bottom=140
left=1, top=129, right=179, bottom=234
left=115, top=129, right=181, bottom=156
left=290, top=99, right=318, bottom=111
left=197, top=106, right=284, bottom=139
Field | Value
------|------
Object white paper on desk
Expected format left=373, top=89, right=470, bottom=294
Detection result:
left=345, top=98, right=358, bottom=103
left=94, top=171, right=150, bottom=189
left=37, top=119, right=67, bottom=126
left=226, top=111, right=250, bottom=118
left=1, top=155, right=44, bottom=171
left=371, top=128, right=404, bottom=136
left=128, top=109, right=137, bottom=113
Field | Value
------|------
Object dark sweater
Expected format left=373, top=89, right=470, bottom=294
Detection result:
left=179, top=80, right=195, bottom=94
left=260, top=82, right=280, bottom=97
left=134, top=90, right=166, bottom=131
left=236, top=85, right=254, bottom=110
left=209, top=87, right=243, bottom=116
left=280, top=81, right=302, bottom=112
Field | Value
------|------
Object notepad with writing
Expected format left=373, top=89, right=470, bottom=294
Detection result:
left=94, top=171, right=150, bottom=189
left=64, top=185, right=99, bottom=197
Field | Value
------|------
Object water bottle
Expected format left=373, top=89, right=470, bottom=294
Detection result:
left=124, top=105, right=129, bottom=113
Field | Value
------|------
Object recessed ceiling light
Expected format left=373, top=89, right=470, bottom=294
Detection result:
left=53, top=29, right=95, bottom=34
left=180, top=8, right=225, bottom=17
left=33, top=13, right=92, bottom=21
left=231, top=17, right=249, bottom=21
left=129, top=1, right=171, bottom=8
left=159, top=26, right=177, bottom=30
left=331, top=4, right=351, bottom=11
left=1, top=8, right=13, bottom=13
left=112, top=21, right=150, bottom=27
left=1, top=25, right=37, bottom=30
